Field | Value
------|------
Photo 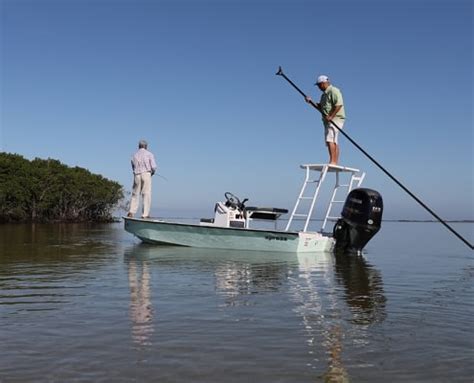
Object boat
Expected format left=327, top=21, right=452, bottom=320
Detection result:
left=124, top=163, right=383, bottom=253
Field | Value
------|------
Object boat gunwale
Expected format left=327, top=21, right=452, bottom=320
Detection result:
left=123, top=217, right=328, bottom=237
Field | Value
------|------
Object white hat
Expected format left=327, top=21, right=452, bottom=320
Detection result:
left=316, top=75, right=329, bottom=84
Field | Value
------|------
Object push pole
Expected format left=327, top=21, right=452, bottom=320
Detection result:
left=276, top=66, right=473, bottom=250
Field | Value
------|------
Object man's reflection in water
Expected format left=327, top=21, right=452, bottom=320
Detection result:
left=123, top=245, right=385, bottom=380
left=128, top=256, right=154, bottom=347
left=293, top=251, right=386, bottom=383
left=212, top=250, right=385, bottom=382
left=324, top=324, right=348, bottom=383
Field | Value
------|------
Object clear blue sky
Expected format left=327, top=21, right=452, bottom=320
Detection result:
left=1, top=0, right=472, bottom=220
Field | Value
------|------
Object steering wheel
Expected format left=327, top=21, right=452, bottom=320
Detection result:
left=224, top=192, right=241, bottom=209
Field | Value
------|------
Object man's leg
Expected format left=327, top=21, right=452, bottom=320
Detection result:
left=326, top=120, right=343, bottom=165
left=325, top=123, right=338, bottom=165
left=141, top=172, right=152, bottom=218
left=128, top=174, right=141, bottom=217
left=327, top=142, right=338, bottom=165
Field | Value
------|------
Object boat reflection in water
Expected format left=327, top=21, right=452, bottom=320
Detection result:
left=123, top=245, right=385, bottom=380
left=126, top=255, right=154, bottom=347
left=213, top=256, right=290, bottom=307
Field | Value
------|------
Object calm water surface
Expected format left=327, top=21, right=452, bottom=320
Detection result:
left=0, top=221, right=472, bottom=382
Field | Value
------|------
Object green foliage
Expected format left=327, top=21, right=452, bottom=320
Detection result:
left=0, top=152, right=124, bottom=223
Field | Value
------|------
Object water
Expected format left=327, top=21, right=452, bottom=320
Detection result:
left=0, top=222, right=472, bottom=382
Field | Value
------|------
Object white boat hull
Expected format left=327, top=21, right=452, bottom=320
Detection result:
left=124, top=218, right=335, bottom=253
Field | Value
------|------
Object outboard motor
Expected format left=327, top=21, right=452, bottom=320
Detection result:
left=333, top=188, right=383, bottom=253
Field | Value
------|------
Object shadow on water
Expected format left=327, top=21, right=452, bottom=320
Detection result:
left=123, top=244, right=386, bottom=381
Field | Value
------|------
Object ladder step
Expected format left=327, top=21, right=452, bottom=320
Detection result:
left=299, top=197, right=313, bottom=200
left=293, top=214, right=308, bottom=217
left=326, top=216, right=340, bottom=220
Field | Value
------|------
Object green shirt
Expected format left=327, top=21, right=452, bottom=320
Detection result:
left=319, top=85, right=345, bottom=121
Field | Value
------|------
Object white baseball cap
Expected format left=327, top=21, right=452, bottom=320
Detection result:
left=315, top=75, right=329, bottom=84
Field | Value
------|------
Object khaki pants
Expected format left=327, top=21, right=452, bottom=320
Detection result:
left=129, top=172, right=152, bottom=217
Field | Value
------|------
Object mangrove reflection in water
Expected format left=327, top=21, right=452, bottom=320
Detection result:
left=0, top=223, right=121, bottom=315
left=124, top=244, right=386, bottom=382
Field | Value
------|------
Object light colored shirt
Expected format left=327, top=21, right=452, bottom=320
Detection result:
left=319, top=85, right=345, bottom=121
left=131, top=148, right=157, bottom=175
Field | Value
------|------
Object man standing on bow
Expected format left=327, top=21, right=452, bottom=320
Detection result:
left=127, top=140, right=157, bottom=219
left=305, top=75, right=345, bottom=165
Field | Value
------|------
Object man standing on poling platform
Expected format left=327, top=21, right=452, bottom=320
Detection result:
left=305, top=75, right=345, bottom=165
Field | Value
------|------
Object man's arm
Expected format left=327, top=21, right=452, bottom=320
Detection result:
left=304, top=96, right=320, bottom=110
left=149, top=154, right=157, bottom=176
left=325, top=105, right=342, bottom=122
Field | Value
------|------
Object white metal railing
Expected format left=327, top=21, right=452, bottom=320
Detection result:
left=285, top=164, right=365, bottom=233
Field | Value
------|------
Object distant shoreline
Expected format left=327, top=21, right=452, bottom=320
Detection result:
left=382, top=219, right=474, bottom=223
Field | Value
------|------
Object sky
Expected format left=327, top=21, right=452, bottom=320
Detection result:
left=1, top=0, right=473, bottom=221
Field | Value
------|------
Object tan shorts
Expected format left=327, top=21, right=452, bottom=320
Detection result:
left=324, top=119, right=344, bottom=144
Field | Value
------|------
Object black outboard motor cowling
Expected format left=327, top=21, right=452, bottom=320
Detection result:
left=333, top=188, right=383, bottom=253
